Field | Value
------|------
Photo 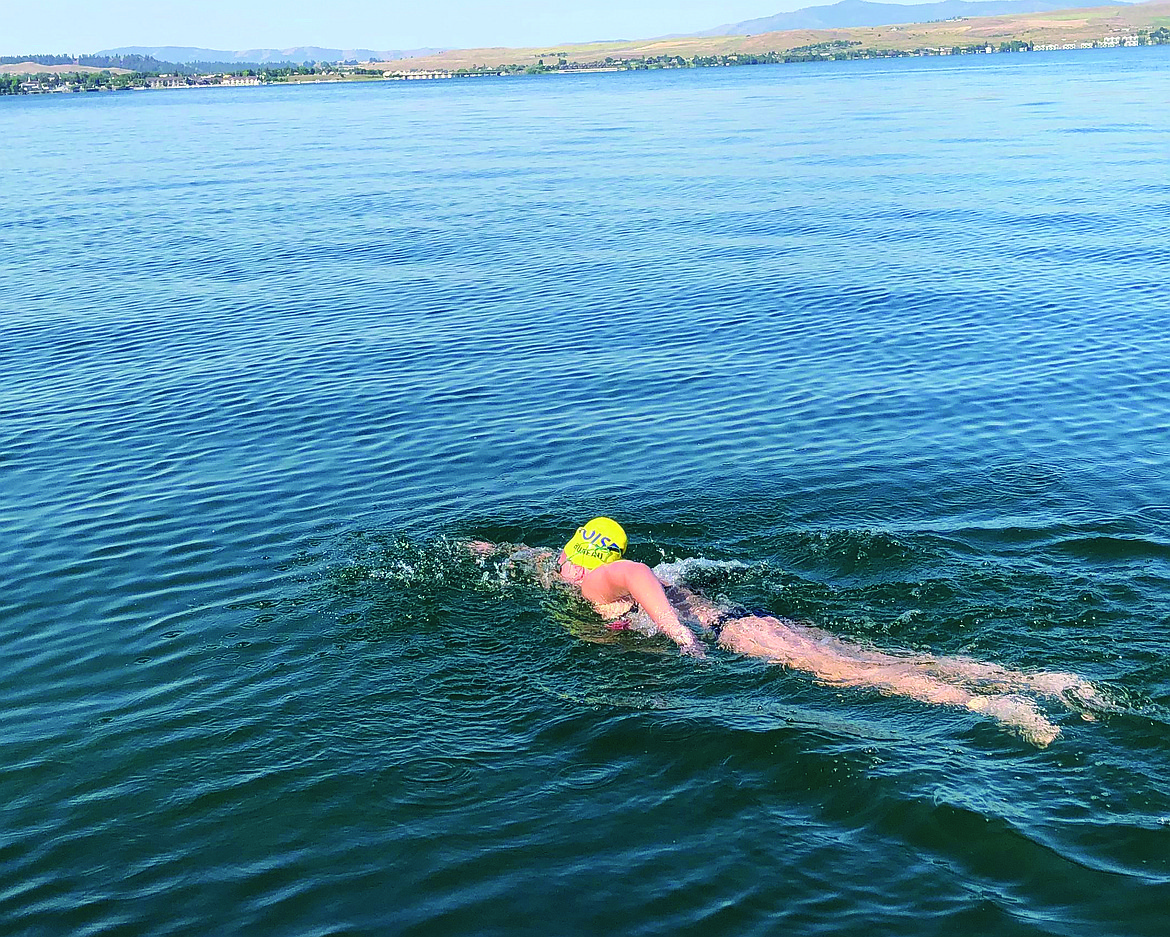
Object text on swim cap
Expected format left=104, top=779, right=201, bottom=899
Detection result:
left=578, top=528, right=622, bottom=553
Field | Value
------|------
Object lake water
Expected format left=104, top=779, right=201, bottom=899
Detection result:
left=2, top=47, right=1169, bottom=935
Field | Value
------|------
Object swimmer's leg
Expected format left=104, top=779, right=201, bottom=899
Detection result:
left=919, top=656, right=1103, bottom=718
left=718, top=615, right=1061, bottom=746
left=966, top=695, right=1061, bottom=747
left=918, top=656, right=1030, bottom=691
left=1024, top=671, right=1110, bottom=719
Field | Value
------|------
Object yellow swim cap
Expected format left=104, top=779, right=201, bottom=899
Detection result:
left=562, top=517, right=627, bottom=570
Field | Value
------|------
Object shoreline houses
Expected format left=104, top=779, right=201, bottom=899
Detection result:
left=1035, top=34, right=1139, bottom=51
left=145, top=74, right=262, bottom=89
left=383, top=70, right=455, bottom=80
left=11, top=73, right=265, bottom=93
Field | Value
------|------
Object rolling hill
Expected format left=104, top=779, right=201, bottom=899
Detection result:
left=693, top=0, right=1133, bottom=35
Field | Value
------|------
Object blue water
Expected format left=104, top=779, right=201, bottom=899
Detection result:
left=2, top=47, right=1169, bottom=936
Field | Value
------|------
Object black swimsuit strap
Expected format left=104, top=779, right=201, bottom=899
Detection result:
left=707, top=604, right=752, bottom=638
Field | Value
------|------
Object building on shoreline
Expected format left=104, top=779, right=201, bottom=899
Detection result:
left=383, top=70, right=456, bottom=80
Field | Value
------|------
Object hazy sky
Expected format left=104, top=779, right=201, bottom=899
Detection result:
left=4, top=0, right=927, bottom=54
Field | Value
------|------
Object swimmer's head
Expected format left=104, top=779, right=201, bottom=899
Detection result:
left=561, top=517, right=627, bottom=570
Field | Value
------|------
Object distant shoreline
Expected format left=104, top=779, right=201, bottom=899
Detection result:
left=2, top=35, right=1166, bottom=97
left=3, top=1, right=1169, bottom=97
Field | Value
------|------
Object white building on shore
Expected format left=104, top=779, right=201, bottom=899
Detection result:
left=383, top=70, right=455, bottom=80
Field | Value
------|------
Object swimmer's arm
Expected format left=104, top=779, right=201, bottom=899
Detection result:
left=611, top=562, right=705, bottom=658
left=465, top=540, right=548, bottom=561
left=465, top=540, right=558, bottom=581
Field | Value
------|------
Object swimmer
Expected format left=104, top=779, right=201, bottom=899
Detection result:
left=469, top=517, right=1102, bottom=746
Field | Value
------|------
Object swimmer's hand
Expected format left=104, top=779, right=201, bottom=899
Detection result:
left=674, top=630, right=706, bottom=660
left=467, top=540, right=497, bottom=556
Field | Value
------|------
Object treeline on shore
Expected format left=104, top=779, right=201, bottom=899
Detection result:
left=1, top=53, right=172, bottom=70
left=1, top=71, right=185, bottom=94
left=0, top=62, right=389, bottom=95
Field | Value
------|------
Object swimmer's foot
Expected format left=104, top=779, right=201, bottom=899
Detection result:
left=967, top=694, right=1061, bottom=747
left=1025, top=672, right=1108, bottom=720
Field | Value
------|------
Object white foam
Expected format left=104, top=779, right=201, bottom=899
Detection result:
left=651, top=556, right=747, bottom=587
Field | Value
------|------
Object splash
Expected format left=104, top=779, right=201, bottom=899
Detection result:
left=651, top=556, right=748, bottom=588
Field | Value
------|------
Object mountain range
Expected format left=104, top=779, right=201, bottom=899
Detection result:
left=693, top=0, right=1132, bottom=36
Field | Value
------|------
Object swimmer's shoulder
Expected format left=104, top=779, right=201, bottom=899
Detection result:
left=581, top=559, right=655, bottom=598
left=583, top=558, right=643, bottom=582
